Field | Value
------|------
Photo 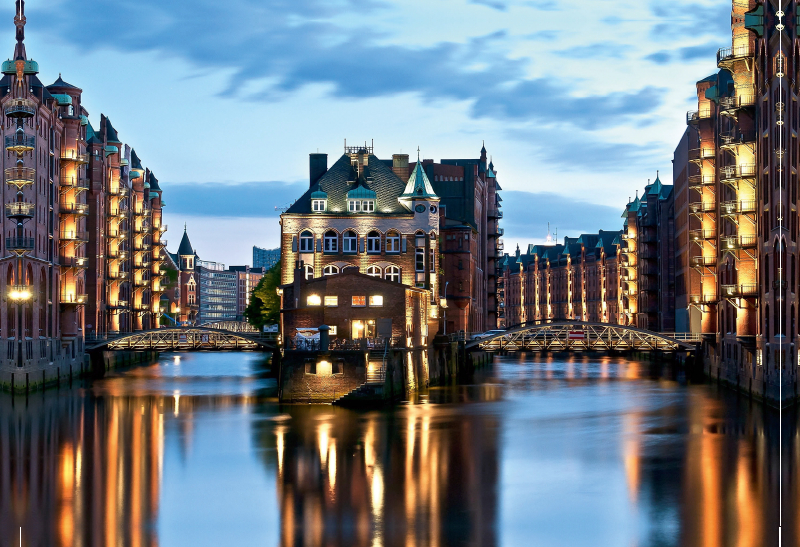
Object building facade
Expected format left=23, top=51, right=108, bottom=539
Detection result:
left=677, top=0, right=796, bottom=403
left=230, top=265, right=264, bottom=320
left=253, top=246, right=280, bottom=270
left=0, top=2, right=164, bottom=390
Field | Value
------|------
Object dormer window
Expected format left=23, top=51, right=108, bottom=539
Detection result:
left=312, top=199, right=326, bottom=212
left=348, top=200, right=362, bottom=212
left=363, top=200, right=375, bottom=212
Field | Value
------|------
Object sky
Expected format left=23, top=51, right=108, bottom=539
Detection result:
left=10, top=0, right=728, bottom=265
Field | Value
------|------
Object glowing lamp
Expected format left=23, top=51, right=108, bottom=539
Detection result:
left=307, top=294, right=322, bottom=306
left=9, top=286, right=32, bottom=301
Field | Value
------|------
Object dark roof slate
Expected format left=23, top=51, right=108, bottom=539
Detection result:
left=47, top=74, right=79, bottom=90
left=178, top=229, right=194, bottom=256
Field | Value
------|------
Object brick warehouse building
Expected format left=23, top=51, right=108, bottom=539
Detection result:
left=280, top=143, right=442, bottom=314
left=0, top=2, right=165, bottom=390
left=673, top=0, right=797, bottom=404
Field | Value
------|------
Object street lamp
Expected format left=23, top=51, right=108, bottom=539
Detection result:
left=442, top=281, right=449, bottom=335
left=8, top=284, right=33, bottom=369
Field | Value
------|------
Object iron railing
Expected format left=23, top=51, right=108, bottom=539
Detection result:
left=5, top=236, right=34, bottom=251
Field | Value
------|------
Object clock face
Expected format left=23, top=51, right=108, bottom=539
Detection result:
left=415, top=204, right=426, bottom=213
left=430, top=205, right=437, bottom=213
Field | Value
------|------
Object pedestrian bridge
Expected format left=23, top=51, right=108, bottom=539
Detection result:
left=86, top=322, right=278, bottom=351
left=466, top=321, right=700, bottom=353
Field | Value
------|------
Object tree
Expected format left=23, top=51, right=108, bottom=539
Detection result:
left=244, top=262, right=282, bottom=331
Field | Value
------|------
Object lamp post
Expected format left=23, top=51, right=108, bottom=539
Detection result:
left=8, top=278, right=32, bottom=369
left=443, top=281, right=449, bottom=335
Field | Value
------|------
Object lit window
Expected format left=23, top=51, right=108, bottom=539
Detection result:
left=367, top=231, right=381, bottom=253
left=386, top=231, right=400, bottom=253
left=369, top=295, right=383, bottom=307
left=304, top=264, right=314, bottom=280
left=429, top=248, right=435, bottom=271
left=299, top=231, right=314, bottom=252
left=307, top=295, right=321, bottom=306
left=367, top=265, right=382, bottom=278
left=386, top=265, right=400, bottom=283
left=352, top=295, right=366, bottom=307
left=312, top=199, right=326, bottom=212
left=363, top=200, right=375, bottom=212
left=329, top=326, right=337, bottom=335
left=323, top=265, right=339, bottom=276
left=324, top=296, right=338, bottom=307
left=323, top=230, right=338, bottom=252
left=343, top=230, right=357, bottom=253
left=415, top=248, right=425, bottom=272
left=348, top=200, right=362, bottom=212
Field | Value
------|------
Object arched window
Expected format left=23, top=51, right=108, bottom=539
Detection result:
left=367, top=266, right=382, bottom=278
left=299, top=231, right=314, bottom=252
left=385, top=266, right=400, bottom=283
left=324, top=230, right=338, bottom=253
left=386, top=231, right=400, bottom=253
left=304, top=264, right=314, bottom=280
left=343, top=230, right=357, bottom=253
left=367, top=231, right=381, bottom=253
left=323, top=265, right=339, bottom=276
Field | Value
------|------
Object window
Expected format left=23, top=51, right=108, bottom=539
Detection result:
left=307, top=295, right=321, bottom=306
left=415, top=248, right=425, bottom=271
left=386, top=231, right=400, bottom=253
left=329, top=326, right=337, bottom=335
left=430, top=248, right=435, bottom=271
left=386, top=266, right=400, bottom=283
left=323, top=265, right=339, bottom=276
left=312, top=200, right=326, bottom=212
left=299, top=231, right=314, bottom=252
left=367, top=231, right=381, bottom=253
left=324, top=296, right=338, bottom=307
left=367, top=266, right=382, bottom=277
left=304, top=264, right=314, bottom=280
left=324, top=230, right=338, bottom=252
left=352, top=296, right=366, bottom=307
left=348, top=200, right=362, bottom=212
left=343, top=231, right=357, bottom=253
left=363, top=200, right=375, bottom=212
left=369, top=295, right=383, bottom=307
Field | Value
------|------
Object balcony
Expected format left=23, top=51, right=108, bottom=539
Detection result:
left=60, top=291, right=88, bottom=305
left=688, top=174, right=715, bottom=189
left=720, top=164, right=756, bottom=181
left=133, top=303, right=152, bottom=312
left=639, top=248, right=657, bottom=259
left=689, top=293, right=718, bottom=305
left=4, top=166, right=35, bottom=188
left=109, top=185, right=130, bottom=197
left=5, top=236, right=34, bottom=253
left=107, top=249, right=128, bottom=260
left=108, top=228, right=128, bottom=238
left=61, top=176, right=90, bottom=191
left=4, top=98, right=35, bottom=118
left=720, top=200, right=757, bottom=216
left=60, top=255, right=89, bottom=269
left=720, top=130, right=757, bottom=147
left=108, top=300, right=129, bottom=308
left=107, top=270, right=129, bottom=281
left=59, top=201, right=89, bottom=216
left=717, top=45, right=753, bottom=66
left=5, top=202, right=34, bottom=219
left=134, top=223, right=151, bottom=234
left=690, top=256, right=717, bottom=268
left=59, top=230, right=89, bottom=242
left=133, top=277, right=151, bottom=287
left=488, top=208, right=503, bottom=219
left=721, top=284, right=758, bottom=298
left=688, top=148, right=715, bottom=163
left=688, top=201, right=716, bottom=214
left=5, top=134, right=35, bottom=153
left=60, top=150, right=89, bottom=164
left=134, top=261, right=152, bottom=269
left=720, top=95, right=755, bottom=113
left=686, top=108, right=712, bottom=125
left=721, top=235, right=758, bottom=250
left=496, top=239, right=504, bottom=251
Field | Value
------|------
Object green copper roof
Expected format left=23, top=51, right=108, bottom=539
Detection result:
left=310, top=190, right=328, bottom=199
left=51, top=93, right=72, bottom=106
left=648, top=173, right=663, bottom=195
left=347, top=184, right=377, bottom=200
left=104, top=116, right=122, bottom=144
left=628, top=195, right=641, bottom=213
left=79, top=115, right=88, bottom=126
left=104, top=145, right=119, bottom=157
left=401, top=161, right=437, bottom=200
left=86, top=121, right=102, bottom=145
left=148, top=172, right=161, bottom=191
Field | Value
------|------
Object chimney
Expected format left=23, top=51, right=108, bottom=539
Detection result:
left=392, top=154, right=409, bottom=180
left=309, top=153, right=328, bottom=187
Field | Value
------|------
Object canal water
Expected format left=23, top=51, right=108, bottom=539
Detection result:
left=0, top=352, right=793, bottom=547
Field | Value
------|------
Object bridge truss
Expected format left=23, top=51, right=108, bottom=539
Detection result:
left=467, top=321, right=697, bottom=353
left=88, top=327, right=277, bottom=351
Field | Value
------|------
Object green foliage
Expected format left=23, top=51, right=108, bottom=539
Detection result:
left=244, top=262, right=282, bottom=330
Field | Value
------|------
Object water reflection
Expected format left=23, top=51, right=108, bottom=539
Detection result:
left=0, top=352, right=791, bottom=547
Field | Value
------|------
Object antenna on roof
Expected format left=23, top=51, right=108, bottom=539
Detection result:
left=417, top=146, right=420, bottom=161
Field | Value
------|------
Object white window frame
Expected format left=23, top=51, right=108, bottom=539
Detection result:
left=415, top=248, right=425, bottom=272
left=299, top=231, right=314, bottom=252
left=363, top=200, right=375, bottom=212
left=348, top=200, right=362, bottom=212
left=324, top=296, right=338, bottom=307
left=304, top=264, right=314, bottom=280
left=369, top=295, right=383, bottom=307
left=367, top=231, right=381, bottom=253
left=386, top=231, right=400, bottom=253
left=323, top=231, right=338, bottom=252
left=386, top=266, right=400, bottom=283
left=367, top=266, right=382, bottom=278
left=312, top=199, right=326, bottom=212
left=343, top=231, right=357, bottom=253
left=323, top=265, right=339, bottom=276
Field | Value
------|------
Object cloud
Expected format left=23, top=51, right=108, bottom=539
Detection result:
left=501, top=190, right=623, bottom=242
left=645, top=51, right=671, bottom=64
left=522, top=1, right=562, bottom=11
left=470, top=0, right=508, bottom=10
left=24, top=0, right=653, bottom=129
left=678, top=42, right=718, bottom=61
left=524, top=30, right=559, bottom=41
left=555, top=43, right=627, bottom=60
left=648, top=1, right=730, bottom=40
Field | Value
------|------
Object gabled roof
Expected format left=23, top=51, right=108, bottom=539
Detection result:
left=103, top=116, right=122, bottom=144
left=130, top=149, right=143, bottom=170
left=148, top=172, right=161, bottom=192
left=85, top=121, right=102, bottom=145
left=178, top=228, right=194, bottom=256
left=401, top=161, right=437, bottom=201
left=648, top=173, right=663, bottom=196
left=47, top=74, right=79, bottom=90
left=285, top=154, right=408, bottom=215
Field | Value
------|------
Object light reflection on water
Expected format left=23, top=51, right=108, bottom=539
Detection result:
left=0, top=352, right=790, bottom=547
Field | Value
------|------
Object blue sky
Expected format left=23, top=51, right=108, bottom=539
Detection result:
left=14, top=0, right=727, bottom=265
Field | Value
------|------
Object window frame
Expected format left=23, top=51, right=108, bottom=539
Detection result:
left=369, top=295, right=384, bottom=307
left=363, top=200, right=375, bottom=212
left=323, top=265, right=339, bottom=276
left=386, top=231, right=400, bottom=253
left=351, top=295, right=366, bottom=307
left=299, top=231, right=314, bottom=252
left=415, top=248, right=425, bottom=272
left=367, top=231, right=381, bottom=254
left=367, top=265, right=382, bottom=278
left=324, top=296, right=338, bottom=307
left=385, top=265, right=401, bottom=283
left=311, top=199, right=326, bottom=212
left=343, top=230, right=357, bottom=253
left=323, top=230, right=338, bottom=253
left=348, top=200, right=362, bottom=212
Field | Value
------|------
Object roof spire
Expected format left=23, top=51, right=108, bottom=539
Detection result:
left=417, top=146, right=420, bottom=161
left=14, top=0, right=26, bottom=60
